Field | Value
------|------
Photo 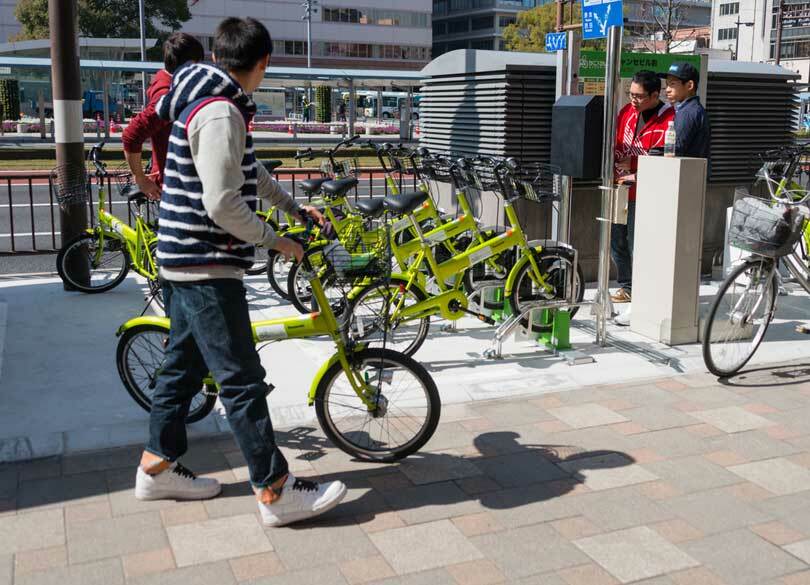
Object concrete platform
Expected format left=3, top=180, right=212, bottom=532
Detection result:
left=2, top=269, right=810, bottom=463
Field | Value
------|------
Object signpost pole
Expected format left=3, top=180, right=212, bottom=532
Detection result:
left=595, top=25, right=623, bottom=347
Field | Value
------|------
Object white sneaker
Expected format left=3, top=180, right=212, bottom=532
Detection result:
left=615, top=306, right=631, bottom=327
left=259, top=473, right=347, bottom=527
left=134, top=462, right=221, bottom=501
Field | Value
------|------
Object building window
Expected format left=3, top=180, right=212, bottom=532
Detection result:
left=470, top=38, right=494, bottom=49
left=322, top=6, right=428, bottom=28
left=447, top=18, right=469, bottom=34
left=471, top=15, right=494, bottom=30
left=434, top=22, right=446, bottom=35
left=718, top=27, right=737, bottom=41
left=499, top=16, right=516, bottom=29
left=719, top=2, right=740, bottom=16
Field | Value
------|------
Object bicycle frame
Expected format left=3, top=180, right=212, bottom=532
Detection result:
left=92, top=180, right=159, bottom=281
left=117, top=268, right=381, bottom=410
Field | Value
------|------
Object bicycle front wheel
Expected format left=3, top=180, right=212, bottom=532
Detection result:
left=702, top=257, right=777, bottom=377
left=314, top=348, right=440, bottom=461
left=116, top=324, right=217, bottom=424
left=57, top=231, right=130, bottom=293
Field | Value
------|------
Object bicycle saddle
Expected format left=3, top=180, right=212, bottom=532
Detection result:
left=321, top=177, right=358, bottom=199
left=298, top=177, right=330, bottom=194
left=262, top=159, right=283, bottom=173
left=352, top=198, right=385, bottom=219
left=383, top=191, right=429, bottom=216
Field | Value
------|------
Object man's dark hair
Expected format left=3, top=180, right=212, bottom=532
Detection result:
left=632, top=70, right=661, bottom=96
left=163, top=33, right=205, bottom=74
left=213, top=17, right=273, bottom=73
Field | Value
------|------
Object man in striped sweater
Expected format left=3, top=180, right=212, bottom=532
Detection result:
left=134, top=17, right=346, bottom=527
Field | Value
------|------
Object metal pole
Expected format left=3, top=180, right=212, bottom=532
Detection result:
left=348, top=77, right=356, bottom=136
left=555, top=28, right=581, bottom=245
left=49, top=0, right=88, bottom=287
left=138, top=0, right=147, bottom=105
left=37, top=89, right=46, bottom=140
left=596, top=25, right=623, bottom=346
left=775, top=0, right=784, bottom=65
left=735, top=16, right=741, bottom=60
left=102, top=71, right=110, bottom=140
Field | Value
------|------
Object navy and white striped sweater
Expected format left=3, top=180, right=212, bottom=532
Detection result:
left=155, top=63, right=258, bottom=270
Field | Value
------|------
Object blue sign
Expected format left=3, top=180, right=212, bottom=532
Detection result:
left=545, top=32, right=568, bottom=52
left=581, top=0, right=624, bottom=40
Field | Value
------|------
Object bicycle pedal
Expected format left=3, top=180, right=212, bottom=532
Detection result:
left=265, top=383, right=276, bottom=396
left=796, top=325, right=810, bottom=335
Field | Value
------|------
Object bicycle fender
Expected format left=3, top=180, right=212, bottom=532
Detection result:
left=308, top=352, right=342, bottom=406
left=115, top=315, right=170, bottom=337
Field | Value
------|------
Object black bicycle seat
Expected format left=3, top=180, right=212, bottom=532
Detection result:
left=120, top=183, right=147, bottom=204
left=383, top=191, right=429, bottom=216
left=353, top=198, right=385, bottom=219
left=262, top=159, right=283, bottom=173
left=321, top=177, right=358, bottom=199
left=299, top=177, right=330, bottom=194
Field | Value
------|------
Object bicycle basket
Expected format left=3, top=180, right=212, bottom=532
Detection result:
left=322, top=226, right=391, bottom=284
left=387, top=148, right=421, bottom=176
left=509, top=162, right=561, bottom=203
left=50, top=165, right=90, bottom=207
left=320, top=158, right=359, bottom=178
left=728, top=188, right=807, bottom=258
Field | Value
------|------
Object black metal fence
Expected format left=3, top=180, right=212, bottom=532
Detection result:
left=0, top=167, right=418, bottom=255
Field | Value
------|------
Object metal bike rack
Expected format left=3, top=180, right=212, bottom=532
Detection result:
left=482, top=247, right=595, bottom=364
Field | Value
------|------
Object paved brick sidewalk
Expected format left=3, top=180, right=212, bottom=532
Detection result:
left=5, top=364, right=810, bottom=584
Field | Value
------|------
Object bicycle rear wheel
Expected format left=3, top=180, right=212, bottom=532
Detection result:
left=314, top=348, right=440, bottom=461
left=116, top=324, right=217, bottom=424
left=702, top=257, right=777, bottom=377
left=57, top=231, right=130, bottom=293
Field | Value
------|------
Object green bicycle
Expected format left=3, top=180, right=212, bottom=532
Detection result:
left=56, top=142, right=162, bottom=303
left=115, top=222, right=441, bottom=461
left=344, top=156, right=584, bottom=357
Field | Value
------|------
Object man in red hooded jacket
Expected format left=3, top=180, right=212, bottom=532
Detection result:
left=123, top=33, right=204, bottom=199
left=610, top=70, right=674, bottom=304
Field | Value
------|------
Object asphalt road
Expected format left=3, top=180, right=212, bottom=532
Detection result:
left=0, top=176, right=397, bottom=256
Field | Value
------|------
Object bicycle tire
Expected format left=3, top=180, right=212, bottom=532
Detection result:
left=116, top=324, right=217, bottom=424
left=265, top=249, right=292, bottom=300
left=246, top=216, right=281, bottom=275
left=702, top=257, right=777, bottom=377
left=509, top=248, right=585, bottom=333
left=56, top=231, right=130, bottom=293
left=314, top=347, right=440, bottom=461
left=287, top=245, right=330, bottom=314
left=346, top=276, right=431, bottom=357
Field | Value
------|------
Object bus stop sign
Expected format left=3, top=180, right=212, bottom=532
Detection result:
left=545, top=32, right=568, bottom=52
left=582, top=0, right=623, bottom=40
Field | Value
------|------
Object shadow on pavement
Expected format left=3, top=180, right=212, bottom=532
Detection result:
left=719, top=361, right=810, bottom=388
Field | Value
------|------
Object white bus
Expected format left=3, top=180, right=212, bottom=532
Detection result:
left=361, top=92, right=420, bottom=120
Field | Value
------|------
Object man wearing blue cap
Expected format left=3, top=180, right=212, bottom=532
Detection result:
left=658, top=62, right=711, bottom=164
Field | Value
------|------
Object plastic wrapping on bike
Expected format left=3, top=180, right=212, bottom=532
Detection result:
left=728, top=193, right=806, bottom=258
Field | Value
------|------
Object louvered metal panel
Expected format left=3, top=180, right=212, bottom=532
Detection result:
left=419, top=52, right=800, bottom=184
left=706, top=72, right=799, bottom=183
left=419, top=51, right=557, bottom=163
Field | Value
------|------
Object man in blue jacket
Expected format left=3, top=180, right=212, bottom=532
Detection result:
left=658, top=62, right=711, bottom=167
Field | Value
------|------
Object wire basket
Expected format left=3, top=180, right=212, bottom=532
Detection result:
left=420, top=155, right=467, bottom=186
left=50, top=165, right=90, bottom=207
left=320, top=158, right=359, bottom=178
left=317, top=220, right=392, bottom=289
left=509, top=162, right=562, bottom=203
left=387, top=148, right=422, bottom=176
left=728, top=188, right=807, bottom=258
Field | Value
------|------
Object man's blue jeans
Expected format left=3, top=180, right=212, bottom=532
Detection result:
left=610, top=200, right=636, bottom=292
left=146, top=279, right=289, bottom=488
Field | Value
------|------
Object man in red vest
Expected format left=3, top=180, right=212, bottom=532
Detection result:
left=610, top=70, right=675, bottom=305
left=123, top=33, right=204, bottom=199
